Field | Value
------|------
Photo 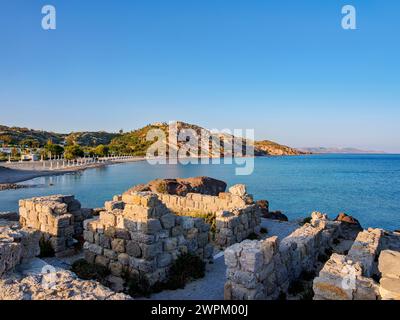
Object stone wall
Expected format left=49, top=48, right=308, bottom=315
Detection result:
left=83, top=191, right=213, bottom=291
left=313, top=228, right=383, bottom=300
left=19, top=195, right=92, bottom=257
left=151, top=184, right=261, bottom=248
left=0, top=226, right=40, bottom=277
left=224, top=212, right=340, bottom=300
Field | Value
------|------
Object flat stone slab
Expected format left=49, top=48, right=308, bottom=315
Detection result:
left=379, top=250, right=400, bottom=279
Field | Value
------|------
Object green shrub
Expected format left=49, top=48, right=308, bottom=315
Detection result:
left=155, top=181, right=168, bottom=194
left=184, top=211, right=216, bottom=235
left=39, top=236, right=55, bottom=258
left=124, top=272, right=153, bottom=298
left=166, top=252, right=205, bottom=290
left=71, top=259, right=110, bottom=283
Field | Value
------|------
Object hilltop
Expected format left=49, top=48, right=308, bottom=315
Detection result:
left=0, top=122, right=305, bottom=156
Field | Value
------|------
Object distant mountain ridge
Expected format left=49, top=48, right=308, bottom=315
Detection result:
left=0, top=122, right=305, bottom=156
left=299, top=147, right=385, bottom=154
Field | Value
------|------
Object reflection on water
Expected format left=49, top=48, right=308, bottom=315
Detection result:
left=1, top=154, right=400, bottom=230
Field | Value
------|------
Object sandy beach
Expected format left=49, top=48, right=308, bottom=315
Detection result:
left=0, top=157, right=146, bottom=186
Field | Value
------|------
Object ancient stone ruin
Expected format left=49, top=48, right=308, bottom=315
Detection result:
left=0, top=226, right=40, bottom=277
left=1, top=178, right=399, bottom=300
left=224, top=211, right=400, bottom=300
left=224, top=212, right=341, bottom=299
left=83, top=191, right=214, bottom=290
left=18, top=195, right=93, bottom=257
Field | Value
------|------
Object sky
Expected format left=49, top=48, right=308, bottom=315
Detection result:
left=0, top=0, right=399, bottom=152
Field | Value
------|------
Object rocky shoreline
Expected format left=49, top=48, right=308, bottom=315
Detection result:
left=0, top=183, right=32, bottom=191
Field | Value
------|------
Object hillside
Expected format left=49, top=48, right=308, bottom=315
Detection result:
left=298, top=147, right=384, bottom=154
left=0, top=125, right=121, bottom=148
left=0, top=125, right=64, bottom=146
left=110, top=121, right=305, bottom=157
left=66, top=131, right=120, bottom=147
left=255, top=140, right=307, bottom=156
left=0, top=122, right=305, bottom=156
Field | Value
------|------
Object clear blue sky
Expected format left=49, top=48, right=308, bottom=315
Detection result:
left=0, top=0, right=399, bottom=152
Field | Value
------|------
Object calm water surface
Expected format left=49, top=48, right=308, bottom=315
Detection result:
left=0, top=154, right=399, bottom=230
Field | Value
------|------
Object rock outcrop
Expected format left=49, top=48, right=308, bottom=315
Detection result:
left=128, top=176, right=227, bottom=196
left=335, top=212, right=362, bottom=228
left=0, top=270, right=131, bottom=300
left=256, top=200, right=288, bottom=221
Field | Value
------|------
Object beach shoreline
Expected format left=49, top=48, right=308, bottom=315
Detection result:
left=0, top=157, right=146, bottom=187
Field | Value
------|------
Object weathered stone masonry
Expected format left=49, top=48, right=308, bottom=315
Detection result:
left=313, top=228, right=384, bottom=300
left=83, top=191, right=214, bottom=290
left=0, top=226, right=40, bottom=277
left=151, top=186, right=261, bottom=248
left=19, top=195, right=93, bottom=257
left=224, top=212, right=341, bottom=300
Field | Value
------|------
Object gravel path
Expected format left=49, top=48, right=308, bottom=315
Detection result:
left=260, top=218, right=301, bottom=240
left=147, top=219, right=301, bottom=300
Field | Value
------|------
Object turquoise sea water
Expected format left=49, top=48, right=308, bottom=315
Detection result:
left=0, top=154, right=399, bottom=230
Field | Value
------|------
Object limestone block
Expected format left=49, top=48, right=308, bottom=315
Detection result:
left=99, top=212, right=116, bottom=227
left=118, top=253, right=130, bottom=266
left=130, top=232, right=155, bottom=245
left=137, top=219, right=162, bottom=235
left=126, top=241, right=141, bottom=257
left=129, top=257, right=157, bottom=273
left=379, top=277, right=400, bottom=300
left=239, top=247, right=264, bottom=273
left=88, top=243, right=103, bottom=255
left=163, top=238, right=178, bottom=251
left=104, top=248, right=118, bottom=260
left=95, top=255, right=110, bottom=268
left=140, top=242, right=162, bottom=259
left=160, top=213, right=176, bottom=229
left=157, top=252, right=172, bottom=268
left=378, top=250, right=400, bottom=279
left=229, top=184, right=247, bottom=197
left=224, top=245, right=240, bottom=268
left=110, top=261, right=123, bottom=276
left=111, top=239, right=125, bottom=253
left=105, top=201, right=125, bottom=212
left=83, top=230, right=94, bottom=243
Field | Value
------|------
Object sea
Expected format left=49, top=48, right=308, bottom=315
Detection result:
left=0, top=154, right=399, bottom=231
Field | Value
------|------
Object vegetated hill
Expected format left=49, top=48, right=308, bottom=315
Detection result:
left=109, top=121, right=305, bottom=157
left=0, top=125, right=64, bottom=146
left=65, top=132, right=120, bottom=147
left=0, top=125, right=121, bottom=148
left=0, top=122, right=305, bottom=156
left=254, top=140, right=307, bottom=156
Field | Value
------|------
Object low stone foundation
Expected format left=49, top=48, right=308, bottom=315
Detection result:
left=0, top=226, right=40, bottom=277
left=19, top=195, right=92, bottom=257
left=224, top=212, right=340, bottom=300
left=83, top=191, right=213, bottom=290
